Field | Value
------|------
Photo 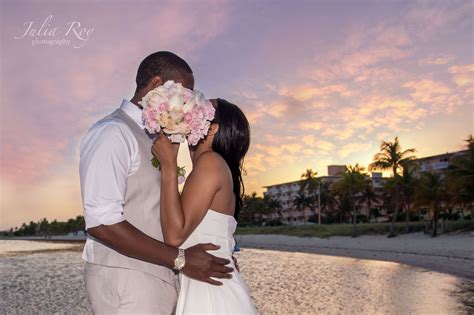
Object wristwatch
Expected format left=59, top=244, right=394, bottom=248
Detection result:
left=173, top=248, right=186, bottom=272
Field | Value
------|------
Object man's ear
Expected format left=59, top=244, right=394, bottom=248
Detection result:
left=148, top=76, right=164, bottom=89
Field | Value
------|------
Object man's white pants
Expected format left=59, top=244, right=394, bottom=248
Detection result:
left=84, top=262, right=178, bottom=314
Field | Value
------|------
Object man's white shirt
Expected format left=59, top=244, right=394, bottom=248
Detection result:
left=79, top=99, right=144, bottom=230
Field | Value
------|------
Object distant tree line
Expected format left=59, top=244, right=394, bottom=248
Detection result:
left=4, top=215, right=86, bottom=237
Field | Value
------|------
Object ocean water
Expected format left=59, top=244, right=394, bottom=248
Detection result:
left=0, top=240, right=472, bottom=314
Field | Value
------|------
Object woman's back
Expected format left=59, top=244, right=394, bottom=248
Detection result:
left=197, top=151, right=236, bottom=217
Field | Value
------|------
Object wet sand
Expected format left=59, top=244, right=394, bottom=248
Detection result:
left=0, top=240, right=82, bottom=257
left=239, top=249, right=474, bottom=314
left=0, top=240, right=473, bottom=314
left=236, top=232, right=474, bottom=281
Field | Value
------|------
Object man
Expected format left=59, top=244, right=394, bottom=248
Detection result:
left=80, top=51, right=233, bottom=314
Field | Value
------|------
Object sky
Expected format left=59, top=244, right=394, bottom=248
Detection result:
left=0, top=0, right=473, bottom=230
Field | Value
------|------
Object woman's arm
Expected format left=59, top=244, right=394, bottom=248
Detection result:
left=153, top=133, right=223, bottom=247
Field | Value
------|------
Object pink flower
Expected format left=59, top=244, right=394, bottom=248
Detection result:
left=143, top=107, right=160, bottom=133
left=182, top=88, right=194, bottom=103
left=187, top=133, right=200, bottom=146
left=158, top=103, right=169, bottom=112
left=184, top=112, right=193, bottom=123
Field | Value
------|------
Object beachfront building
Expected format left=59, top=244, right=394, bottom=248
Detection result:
left=415, top=149, right=468, bottom=173
left=262, top=165, right=386, bottom=224
left=412, top=149, right=470, bottom=219
left=262, top=148, right=468, bottom=224
left=262, top=175, right=340, bottom=224
left=262, top=179, right=304, bottom=223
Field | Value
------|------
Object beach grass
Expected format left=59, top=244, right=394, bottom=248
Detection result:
left=235, top=220, right=474, bottom=238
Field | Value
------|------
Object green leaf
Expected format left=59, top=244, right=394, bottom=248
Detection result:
left=177, top=166, right=186, bottom=176
left=151, top=157, right=161, bottom=169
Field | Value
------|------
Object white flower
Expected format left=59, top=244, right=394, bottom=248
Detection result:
left=183, top=98, right=196, bottom=113
left=194, top=90, right=207, bottom=105
left=169, top=93, right=183, bottom=110
left=163, top=80, right=176, bottom=89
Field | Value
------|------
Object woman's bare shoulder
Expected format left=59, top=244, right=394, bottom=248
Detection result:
left=194, top=151, right=230, bottom=176
left=196, top=151, right=226, bottom=165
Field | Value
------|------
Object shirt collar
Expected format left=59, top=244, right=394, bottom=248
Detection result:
left=120, top=99, right=145, bottom=129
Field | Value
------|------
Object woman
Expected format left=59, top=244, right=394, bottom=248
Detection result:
left=152, top=98, right=257, bottom=314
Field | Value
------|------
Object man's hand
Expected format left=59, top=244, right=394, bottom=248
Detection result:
left=182, top=243, right=233, bottom=286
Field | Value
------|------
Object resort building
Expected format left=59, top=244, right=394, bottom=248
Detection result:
left=327, top=165, right=346, bottom=176
left=261, top=149, right=467, bottom=224
left=262, top=175, right=341, bottom=224
left=415, top=149, right=468, bottom=173
left=262, top=165, right=384, bottom=224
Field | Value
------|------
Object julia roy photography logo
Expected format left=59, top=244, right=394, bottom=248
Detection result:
left=14, top=15, right=94, bottom=48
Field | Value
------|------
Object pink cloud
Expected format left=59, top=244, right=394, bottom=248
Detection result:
left=299, top=121, right=324, bottom=131
left=419, top=55, right=453, bottom=65
left=279, top=84, right=352, bottom=101
left=1, top=0, right=233, bottom=187
left=403, top=79, right=464, bottom=113
left=449, top=64, right=474, bottom=87
left=0, top=136, right=68, bottom=184
left=338, top=142, right=373, bottom=159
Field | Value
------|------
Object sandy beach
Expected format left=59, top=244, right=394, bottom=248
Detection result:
left=236, top=232, right=474, bottom=281
left=1, top=237, right=473, bottom=314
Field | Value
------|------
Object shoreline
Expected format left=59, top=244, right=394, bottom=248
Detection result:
left=236, top=232, right=474, bottom=281
left=3, top=233, right=473, bottom=281
left=0, top=236, right=87, bottom=242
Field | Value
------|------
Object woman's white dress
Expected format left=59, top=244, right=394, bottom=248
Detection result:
left=175, top=209, right=258, bottom=314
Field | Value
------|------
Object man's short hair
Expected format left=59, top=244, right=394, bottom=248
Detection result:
left=135, top=51, right=192, bottom=90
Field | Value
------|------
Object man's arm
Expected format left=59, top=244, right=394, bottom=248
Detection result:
left=88, top=221, right=176, bottom=267
left=80, top=122, right=232, bottom=285
left=88, top=221, right=233, bottom=285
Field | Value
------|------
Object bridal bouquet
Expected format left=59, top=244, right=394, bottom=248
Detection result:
left=140, top=80, right=215, bottom=183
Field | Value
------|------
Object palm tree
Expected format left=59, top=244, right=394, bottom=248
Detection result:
left=293, top=191, right=310, bottom=223
left=398, top=161, right=420, bottom=232
left=369, top=136, right=416, bottom=237
left=38, top=218, right=50, bottom=238
left=300, top=168, right=320, bottom=222
left=241, top=192, right=265, bottom=224
left=357, top=178, right=379, bottom=222
left=301, top=169, right=318, bottom=188
left=263, top=196, right=283, bottom=222
left=447, top=135, right=474, bottom=218
left=332, top=164, right=366, bottom=237
left=416, top=172, right=446, bottom=237
left=381, top=178, right=396, bottom=218
left=319, top=181, right=337, bottom=223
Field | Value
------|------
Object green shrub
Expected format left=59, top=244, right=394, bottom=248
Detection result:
left=235, top=220, right=472, bottom=238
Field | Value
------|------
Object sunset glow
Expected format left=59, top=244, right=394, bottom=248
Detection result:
left=0, top=0, right=472, bottom=230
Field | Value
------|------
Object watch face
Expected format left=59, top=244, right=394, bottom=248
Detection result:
left=175, top=257, right=185, bottom=270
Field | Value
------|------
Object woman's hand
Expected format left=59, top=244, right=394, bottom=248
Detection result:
left=152, top=132, right=180, bottom=170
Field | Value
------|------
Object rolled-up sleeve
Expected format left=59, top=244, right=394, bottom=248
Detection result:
left=79, top=122, right=133, bottom=229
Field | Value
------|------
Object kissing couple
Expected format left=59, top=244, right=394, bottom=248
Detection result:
left=79, top=51, right=257, bottom=314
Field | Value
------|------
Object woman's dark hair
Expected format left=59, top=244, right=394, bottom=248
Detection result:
left=211, top=99, right=251, bottom=221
